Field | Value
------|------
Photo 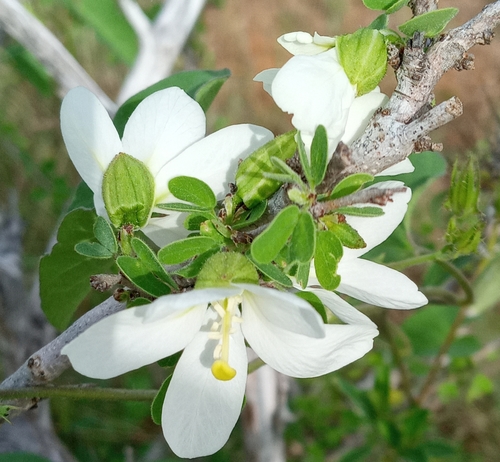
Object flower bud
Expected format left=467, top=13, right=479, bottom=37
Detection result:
left=102, top=153, right=155, bottom=229
left=336, top=28, right=387, bottom=96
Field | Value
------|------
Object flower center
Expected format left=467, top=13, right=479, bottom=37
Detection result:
left=208, top=297, right=242, bottom=381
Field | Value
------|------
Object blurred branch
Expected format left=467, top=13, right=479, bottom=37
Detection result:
left=0, top=0, right=116, bottom=113
left=117, top=0, right=207, bottom=104
left=336, top=1, right=500, bottom=180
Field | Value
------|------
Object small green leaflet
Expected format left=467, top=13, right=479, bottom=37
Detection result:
left=230, top=200, right=267, bottom=230
left=168, top=176, right=216, bottom=210
left=363, top=0, right=408, bottom=14
left=326, top=173, right=374, bottom=200
left=335, top=206, right=385, bottom=217
left=116, top=238, right=177, bottom=297
left=151, top=375, right=172, bottom=425
left=310, top=125, right=328, bottom=189
left=295, top=291, right=328, bottom=323
left=156, top=202, right=215, bottom=218
left=368, top=14, right=389, bottom=30
left=295, top=262, right=311, bottom=289
left=74, top=242, right=114, bottom=259
left=75, top=216, right=118, bottom=258
left=158, top=236, right=220, bottom=265
left=322, top=221, right=366, bottom=249
left=251, top=205, right=300, bottom=264
left=399, top=8, right=458, bottom=37
left=175, top=248, right=220, bottom=278
left=235, top=130, right=297, bottom=208
left=247, top=253, right=293, bottom=288
left=290, top=211, right=316, bottom=264
left=314, top=230, right=343, bottom=291
left=113, top=69, right=231, bottom=136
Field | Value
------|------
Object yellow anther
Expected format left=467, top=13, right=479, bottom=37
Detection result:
left=211, top=359, right=237, bottom=381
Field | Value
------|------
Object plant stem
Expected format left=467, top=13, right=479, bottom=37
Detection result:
left=388, top=251, right=443, bottom=271
left=0, top=385, right=157, bottom=402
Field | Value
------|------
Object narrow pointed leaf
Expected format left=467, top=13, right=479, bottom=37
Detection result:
left=231, top=200, right=267, bottom=230
left=335, top=206, right=384, bottom=217
left=297, top=131, right=312, bottom=186
left=168, top=176, right=216, bottom=209
left=247, top=254, right=293, bottom=288
left=310, top=125, right=328, bottom=188
left=151, top=375, right=172, bottom=425
left=175, top=248, right=220, bottom=278
left=368, top=14, right=389, bottom=30
left=296, top=262, right=311, bottom=289
left=251, top=205, right=300, bottom=264
left=157, top=202, right=215, bottom=217
left=295, top=291, right=328, bottom=323
left=328, top=173, right=375, bottom=200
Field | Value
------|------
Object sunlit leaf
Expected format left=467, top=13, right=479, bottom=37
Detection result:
left=158, top=236, right=219, bottom=265
left=168, top=176, right=216, bottom=209
left=399, top=8, right=459, bottom=37
left=314, top=230, right=343, bottom=290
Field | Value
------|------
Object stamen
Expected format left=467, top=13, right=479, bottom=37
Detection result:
left=210, top=298, right=239, bottom=381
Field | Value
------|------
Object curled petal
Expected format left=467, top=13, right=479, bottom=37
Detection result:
left=271, top=49, right=356, bottom=144
left=254, top=68, right=279, bottom=96
left=162, top=319, right=247, bottom=458
left=60, top=87, right=122, bottom=194
left=377, top=158, right=415, bottom=176
left=239, top=284, right=325, bottom=338
left=337, top=258, right=428, bottom=309
left=278, top=31, right=335, bottom=55
left=122, top=87, right=206, bottom=177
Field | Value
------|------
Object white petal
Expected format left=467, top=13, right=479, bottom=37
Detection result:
left=342, top=89, right=388, bottom=146
left=154, top=124, right=273, bottom=203
left=254, top=68, right=280, bottom=96
left=162, top=318, right=247, bottom=458
left=238, top=284, right=325, bottom=338
left=244, top=320, right=377, bottom=378
left=60, top=87, right=122, bottom=194
left=306, top=286, right=377, bottom=327
left=142, top=213, right=190, bottom=247
left=277, top=31, right=332, bottom=55
left=271, top=49, right=356, bottom=142
left=377, top=158, right=415, bottom=176
left=121, top=87, right=206, bottom=177
left=62, top=288, right=239, bottom=379
left=337, top=258, right=428, bottom=309
left=343, top=181, right=411, bottom=257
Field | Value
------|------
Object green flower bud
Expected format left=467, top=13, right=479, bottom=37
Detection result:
left=196, top=252, right=259, bottom=289
left=447, top=158, right=480, bottom=216
left=336, top=28, right=387, bottom=96
left=102, top=153, right=155, bottom=229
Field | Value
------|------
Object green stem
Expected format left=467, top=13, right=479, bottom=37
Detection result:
left=247, top=357, right=265, bottom=375
left=388, top=251, right=443, bottom=271
left=0, top=386, right=156, bottom=402
left=435, top=259, right=474, bottom=306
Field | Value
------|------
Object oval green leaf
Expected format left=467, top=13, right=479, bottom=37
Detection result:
left=328, top=173, right=375, bottom=200
left=93, top=216, right=117, bottom=253
left=314, top=230, right=343, bottom=291
left=290, top=211, right=316, bottom=264
left=168, top=176, right=216, bottom=209
left=399, top=8, right=458, bottom=37
left=158, top=236, right=219, bottom=265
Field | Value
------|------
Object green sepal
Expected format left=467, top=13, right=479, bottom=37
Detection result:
left=325, top=173, right=375, bottom=200
left=247, top=253, right=293, bottom=288
left=290, top=211, right=316, bottom=264
left=196, top=252, right=259, bottom=289
left=250, top=205, right=300, bottom=264
left=74, top=242, right=114, bottom=259
left=235, top=130, right=297, bottom=208
left=295, top=291, right=328, bottom=324
left=334, top=206, right=385, bottom=217
left=399, top=8, right=459, bottom=37
left=337, top=28, right=387, bottom=96
left=230, top=200, right=267, bottom=230
left=114, top=69, right=231, bottom=136
left=314, top=230, right=343, bottom=291
left=102, top=153, right=155, bottom=229
left=40, top=209, right=117, bottom=330
left=116, top=237, right=177, bottom=297
left=158, top=236, right=220, bottom=265
left=94, top=216, right=118, bottom=253
left=168, top=176, right=216, bottom=209
left=151, top=375, right=172, bottom=425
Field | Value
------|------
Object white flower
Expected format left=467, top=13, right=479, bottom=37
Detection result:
left=309, top=181, right=428, bottom=310
left=277, top=31, right=336, bottom=55
left=62, top=283, right=378, bottom=458
left=61, top=86, right=273, bottom=245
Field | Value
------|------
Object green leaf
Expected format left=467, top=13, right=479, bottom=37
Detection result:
left=327, top=173, right=374, bottom=200
left=310, top=125, right=328, bottom=188
left=290, top=212, right=316, bottom=264
left=335, top=206, right=385, bottom=217
left=321, top=220, right=366, bottom=249
left=247, top=254, right=293, bottom=288
left=420, top=440, right=457, bottom=457
left=151, top=375, right=172, bottom=425
left=235, top=130, right=297, bottom=208
left=74, top=242, right=113, bottom=259
left=467, top=373, right=494, bottom=402
left=0, top=454, right=52, bottom=462
left=116, top=238, right=177, bottom=297
left=368, top=14, right=389, bottom=30
left=296, top=291, right=327, bottom=323
left=269, top=157, right=305, bottom=187
left=399, top=8, right=459, bottom=37
left=113, top=69, right=231, bottom=136
left=175, top=248, right=220, bottom=278
left=449, top=335, right=481, bottom=358
left=158, top=236, right=219, bottom=265
left=297, top=131, right=312, bottom=187
left=362, top=0, right=397, bottom=10
left=469, top=253, right=500, bottom=315
left=184, top=214, right=209, bottom=231
left=156, top=202, right=214, bottom=217
left=337, top=378, right=377, bottom=420
left=250, top=205, right=300, bottom=264
left=40, top=209, right=117, bottom=330
left=168, top=176, right=216, bottom=209
left=64, top=0, right=137, bottom=64
left=385, top=0, right=409, bottom=14
left=295, top=262, right=311, bottom=288
left=314, top=230, right=343, bottom=290
left=93, top=216, right=117, bottom=253
left=68, top=181, right=94, bottom=211
left=231, top=200, right=267, bottom=230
